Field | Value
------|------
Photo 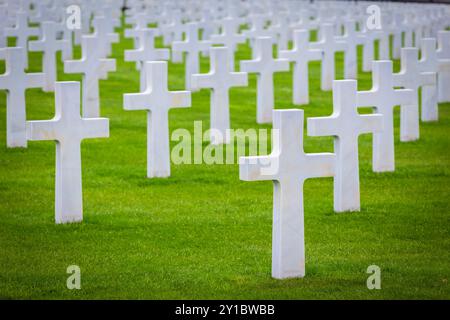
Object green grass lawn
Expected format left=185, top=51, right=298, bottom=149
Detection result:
left=0, top=21, right=449, bottom=299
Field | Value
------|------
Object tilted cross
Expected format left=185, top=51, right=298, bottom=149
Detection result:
left=240, top=109, right=335, bottom=279
left=192, top=47, right=248, bottom=145
left=29, top=21, right=68, bottom=92
left=64, top=35, right=116, bottom=118
left=310, top=23, right=347, bottom=91
left=172, top=22, right=212, bottom=90
left=279, top=29, right=322, bottom=105
left=5, top=11, right=40, bottom=68
left=27, top=82, right=109, bottom=224
left=393, top=48, right=436, bottom=141
left=240, top=37, right=289, bottom=124
left=0, top=47, right=45, bottom=148
left=357, top=61, right=414, bottom=172
left=308, top=80, right=383, bottom=212
left=123, top=61, right=191, bottom=178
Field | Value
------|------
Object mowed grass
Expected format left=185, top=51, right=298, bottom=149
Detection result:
left=0, top=19, right=449, bottom=299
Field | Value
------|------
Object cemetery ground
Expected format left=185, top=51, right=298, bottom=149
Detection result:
left=0, top=25, right=449, bottom=299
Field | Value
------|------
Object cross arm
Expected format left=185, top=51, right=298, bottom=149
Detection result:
left=307, top=49, right=323, bottom=61
left=239, top=155, right=278, bottom=182
left=81, top=118, right=109, bottom=140
left=439, top=59, right=450, bottom=72
left=169, top=91, right=191, bottom=109
left=108, top=33, right=119, bottom=44
left=229, top=72, right=248, bottom=88
left=303, top=153, right=335, bottom=180
left=356, top=90, right=379, bottom=107
left=64, top=60, right=85, bottom=74
left=307, top=116, right=340, bottom=137
left=27, top=120, right=59, bottom=141
left=28, top=39, right=44, bottom=52
left=392, top=72, right=407, bottom=88
left=123, top=92, right=151, bottom=111
left=393, top=89, right=414, bottom=106
left=240, top=60, right=261, bottom=73
left=0, top=74, right=9, bottom=89
left=124, top=49, right=141, bottom=62
left=274, top=59, right=290, bottom=72
left=421, top=72, right=437, bottom=87
left=191, top=73, right=215, bottom=90
left=150, top=48, right=170, bottom=61
left=172, top=41, right=187, bottom=53
left=26, top=72, right=45, bottom=88
left=278, top=49, right=296, bottom=62
left=99, top=58, right=116, bottom=74
left=358, top=114, right=383, bottom=134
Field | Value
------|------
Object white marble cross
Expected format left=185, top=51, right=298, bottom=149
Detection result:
left=92, top=16, right=119, bottom=59
left=29, top=21, right=68, bottom=92
left=240, top=109, right=335, bottom=279
left=269, top=13, right=291, bottom=51
left=418, top=38, right=445, bottom=122
left=310, top=23, right=347, bottom=91
left=164, top=14, right=185, bottom=63
left=5, top=11, right=40, bottom=68
left=192, top=47, right=248, bottom=145
left=64, top=35, right=116, bottom=118
left=393, top=48, right=436, bottom=141
left=308, top=80, right=383, bottom=212
left=172, top=23, right=212, bottom=90
left=437, top=31, right=450, bottom=103
left=210, top=17, right=246, bottom=71
left=27, top=81, right=109, bottom=224
left=123, top=61, right=191, bottom=178
left=357, top=61, right=414, bottom=172
left=336, top=20, right=366, bottom=80
left=0, top=47, right=45, bottom=148
left=240, top=37, right=289, bottom=124
left=125, top=28, right=170, bottom=90
left=279, top=29, right=322, bottom=105
left=243, top=15, right=275, bottom=48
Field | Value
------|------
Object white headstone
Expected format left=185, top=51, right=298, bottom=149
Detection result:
left=0, top=47, right=45, bottom=148
left=64, top=35, right=116, bottom=118
left=393, top=48, right=436, bottom=141
left=172, top=23, right=212, bottom=90
left=240, top=37, right=289, bottom=124
left=310, top=23, right=346, bottom=91
left=29, top=21, right=68, bottom=92
left=279, top=29, right=322, bottom=105
left=123, top=61, right=191, bottom=178
left=27, top=81, right=109, bottom=224
left=357, top=61, right=414, bottom=172
left=308, top=80, right=383, bottom=212
left=192, top=47, right=248, bottom=145
left=240, top=109, right=335, bottom=279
